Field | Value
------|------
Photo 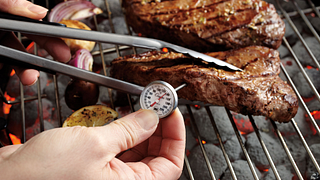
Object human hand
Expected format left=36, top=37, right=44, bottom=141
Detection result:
left=0, top=109, right=186, bottom=180
left=0, top=0, right=71, bottom=86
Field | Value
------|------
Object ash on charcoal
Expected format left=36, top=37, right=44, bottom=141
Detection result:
left=306, top=144, right=320, bottom=179
left=185, top=125, right=197, bottom=151
left=191, top=106, right=235, bottom=144
left=53, top=97, right=73, bottom=123
left=307, top=98, right=320, bottom=112
left=57, top=74, right=72, bottom=87
left=292, top=67, right=320, bottom=98
left=272, top=107, right=312, bottom=137
left=6, top=72, right=48, bottom=98
left=43, top=81, right=66, bottom=104
left=280, top=57, right=300, bottom=79
left=245, top=131, right=287, bottom=170
left=263, top=165, right=293, bottom=180
left=292, top=36, right=320, bottom=67
left=282, top=135, right=307, bottom=174
left=92, top=0, right=123, bottom=18
left=309, top=16, right=320, bottom=34
left=185, top=143, right=227, bottom=180
left=221, top=160, right=261, bottom=180
left=278, top=45, right=290, bottom=59
left=223, top=135, right=245, bottom=162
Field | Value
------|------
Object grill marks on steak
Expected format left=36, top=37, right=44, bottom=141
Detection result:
left=123, top=0, right=285, bottom=52
left=110, top=46, right=298, bottom=122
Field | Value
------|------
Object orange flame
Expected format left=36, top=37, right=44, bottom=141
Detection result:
left=9, top=133, right=21, bottom=145
left=3, top=92, right=15, bottom=114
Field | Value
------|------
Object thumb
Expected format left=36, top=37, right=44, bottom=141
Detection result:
left=0, top=0, right=48, bottom=19
left=98, top=109, right=159, bottom=156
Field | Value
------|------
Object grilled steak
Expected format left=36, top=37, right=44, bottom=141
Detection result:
left=123, top=0, right=285, bottom=52
left=110, top=46, right=298, bottom=122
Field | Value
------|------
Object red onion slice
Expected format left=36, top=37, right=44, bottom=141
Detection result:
left=48, top=0, right=103, bottom=23
left=67, top=49, right=93, bottom=71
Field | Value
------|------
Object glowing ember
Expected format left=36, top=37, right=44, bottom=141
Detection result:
left=9, top=133, right=21, bottom=145
left=3, top=92, right=15, bottom=114
left=10, top=69, right=15, bottom=76
left=202, top=140, right=206, bottom=144
left=311, top=110, right=320, bottom=120
left=162, top=47, right=168, bottom=53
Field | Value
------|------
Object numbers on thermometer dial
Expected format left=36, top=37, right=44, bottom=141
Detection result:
left=140, top=81, right=178, bottom=118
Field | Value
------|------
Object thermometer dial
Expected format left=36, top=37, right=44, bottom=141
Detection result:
left=140, top=81, right=178, bottom=118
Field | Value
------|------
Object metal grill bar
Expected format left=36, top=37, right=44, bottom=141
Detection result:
left=270, top=119, right=304, bottom=179
left=249, top=115, right=281, bottom=180
left=225, top=108, right=260, bottom=180
left=186, top=105, right=216, bottom=180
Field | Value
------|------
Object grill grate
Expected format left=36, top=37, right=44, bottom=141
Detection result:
left=1, top=0, right=320, bottom=179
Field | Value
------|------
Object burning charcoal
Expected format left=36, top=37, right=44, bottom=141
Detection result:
left=292, top=36, right=320, bottom=67
left=283, top=18, right=304, bottom=39
left=223, top=135, right=245, bottom=162
left=185, top=125, right=197, bottom=151
left=232, top=112, right=269, bottom=134
left=292, top=68, right=320, bottom=98
left=307, top=98, right=320, bottom=112
left=25, top=120, right=55, bottom=140
left=7, top=99, right=53, bottom=139
left=309, top=16, right=320, bottom=34
left=191, top=106, right=235, bottom=144
left=221, top=160, right=261, bottom=180
left=6, top=71, right=48, bottom=98
left=57, top=74, right=72, bottom=87
left=282, top=135, right=307, bottom=173
left=53, top=97, right=73, bottom=123
left=278, top=45, right=289, bottom=59
left=306, top=144, right=320, bottom=179
left=246, top=131, right=287, bottom=170
left=280, top=57, right=300, bottom=79
left=7, top=100, right=38, bottom=138
left=263, top=165, right=293, bottom=180
left=185, top=144, right=227, bottom=180
left=43, top=81, right=66, bottom=104
left=272, top=107, right=312, bottom=137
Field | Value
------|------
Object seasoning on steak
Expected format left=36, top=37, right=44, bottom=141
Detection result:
left=110, top=46, right=298, bottom=123
left=123, top=0, right=285, bottom=52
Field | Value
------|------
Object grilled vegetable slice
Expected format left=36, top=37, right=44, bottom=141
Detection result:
left=62, top=105, right=118, bottom=127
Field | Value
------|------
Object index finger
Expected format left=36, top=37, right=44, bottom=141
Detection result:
left=0, top=0, right=48, bottom=20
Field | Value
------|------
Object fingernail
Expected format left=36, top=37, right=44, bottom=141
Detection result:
left=135, top=110, right=159, bottom=130
left=28, top=4, right=48, bottom=15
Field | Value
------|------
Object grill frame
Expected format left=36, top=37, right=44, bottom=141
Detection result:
left=0, top=0, right=320, bottom=179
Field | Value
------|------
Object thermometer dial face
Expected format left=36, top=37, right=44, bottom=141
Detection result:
left=140, top=81, right=178, bottom=118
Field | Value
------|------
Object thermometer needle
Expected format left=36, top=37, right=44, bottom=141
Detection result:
left=150, top=93, right=166, bottom=107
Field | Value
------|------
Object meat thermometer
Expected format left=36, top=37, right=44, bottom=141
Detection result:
left=140, top=81, right=186, bottom=118
left=0, top=45, right=188, bottom=118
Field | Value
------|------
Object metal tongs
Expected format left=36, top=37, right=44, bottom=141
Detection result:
left=0, top=13, right=242, bottom=96
left=0, top=13, right=242, bottom=71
